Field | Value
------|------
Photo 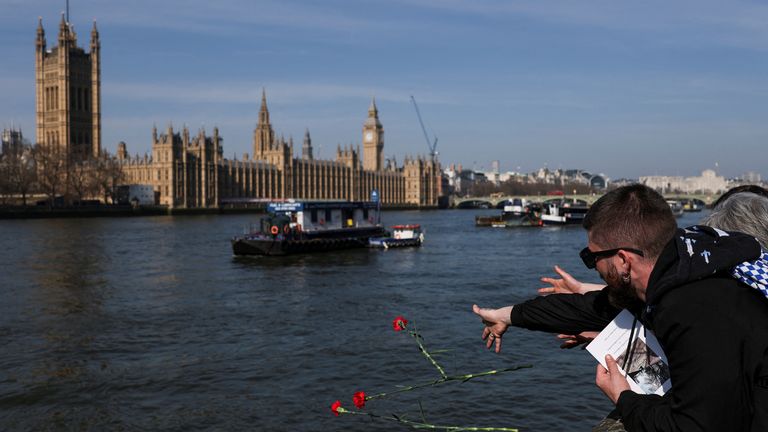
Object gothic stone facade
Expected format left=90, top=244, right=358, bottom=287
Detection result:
left=35, top=15, right=101, bottom=158
left=118, top=93, right=441, bottom=208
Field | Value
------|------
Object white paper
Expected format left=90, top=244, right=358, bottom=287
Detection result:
left=586, top=309, right=671, bottom=395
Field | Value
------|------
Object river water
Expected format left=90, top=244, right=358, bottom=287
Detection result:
left=0, top=209, right=708, bottom=431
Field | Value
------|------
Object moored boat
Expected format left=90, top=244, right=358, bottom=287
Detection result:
left=681, top=198, right=705, bottom=212
left=369, top=224, right=424, bottom=248
left=666, top=200, right=685, bottom=218
left=232, top=200, right=387, bottom=256
left=540, top=198, right=589, bottom=226
left=475, top=198, right=542, bottom=228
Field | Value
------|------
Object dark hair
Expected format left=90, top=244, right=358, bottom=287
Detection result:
left=712, top=185, right=768, bottom=208
left=583, top=184, right=677, bottom=260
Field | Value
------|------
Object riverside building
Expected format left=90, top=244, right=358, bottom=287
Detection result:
left=116, top=93, right=442, bottom=209
left=34, top=16, right=441, bottom=209
left=35, top=15, right=101, bottom=159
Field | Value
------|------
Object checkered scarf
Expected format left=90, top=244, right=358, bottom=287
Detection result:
left=732, top=250, right=768, bottom=299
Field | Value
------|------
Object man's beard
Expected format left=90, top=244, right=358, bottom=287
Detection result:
left=602, top=262, right=641, bottom=310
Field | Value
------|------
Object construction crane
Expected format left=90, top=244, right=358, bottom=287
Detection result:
left=410, top=95, right=438, bottom=162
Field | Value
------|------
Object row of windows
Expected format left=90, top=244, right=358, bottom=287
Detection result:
left=70, top=86, right=91, bottom=112
left=44, top=86, right=92, bottom=112
left=44, top=86, right=59, bottom=110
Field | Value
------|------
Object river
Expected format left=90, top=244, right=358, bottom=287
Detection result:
left=0, top=209, right=708, bottom=431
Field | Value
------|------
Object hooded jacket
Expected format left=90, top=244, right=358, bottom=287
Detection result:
left=616, top=226, right=768, bottom=432
left=509, top=226, right=768, bottom=431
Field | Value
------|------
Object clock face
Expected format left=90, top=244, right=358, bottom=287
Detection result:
left=365, top=132, right=373, bottom=142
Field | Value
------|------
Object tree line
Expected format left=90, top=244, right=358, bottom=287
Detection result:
left=0, top=144, right=125, bottom=207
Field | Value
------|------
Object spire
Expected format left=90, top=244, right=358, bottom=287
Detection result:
left=36, top=17, right=46, bottom=50
left=258, top=88, right=270, bottom=126
left=302, top=128, right=313, bottom=160
left=364, top=96, right=382, bottom=129
left=91, top=20, right=99, bottom=44
left=59, top=12, right=68, bottom=39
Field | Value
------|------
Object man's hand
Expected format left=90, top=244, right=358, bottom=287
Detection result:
left=556, top=331, right=599, bottom=349
left=472, top=304, right=513, bottom=353
left=596, top=354, right=632, bottom=404
left=538, top=265, right=604, bottom=295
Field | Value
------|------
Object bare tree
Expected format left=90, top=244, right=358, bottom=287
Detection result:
left=5, top=147, right=37, bottom=205
left=67, top=155, right=98, bottom=205
left=93, top=153, right=125, bottom=204
left=33, top=144, right=67, bottom=208
left=0, top=155, right=10, bottom=205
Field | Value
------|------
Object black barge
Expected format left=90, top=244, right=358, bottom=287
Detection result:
left=232, top=201, right=387, bottom=256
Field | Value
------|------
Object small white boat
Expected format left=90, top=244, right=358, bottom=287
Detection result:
left=369, top=224, right=424, bottom=249
left=666, top=200, right=685, bottom=218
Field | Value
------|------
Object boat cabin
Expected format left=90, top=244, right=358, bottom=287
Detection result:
left=263, top=201, right=381, bottom=234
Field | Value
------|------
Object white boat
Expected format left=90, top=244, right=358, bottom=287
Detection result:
left=666, top=200, right=685, bottom=218
left=540, top=198, right=590, bottom=225
left=369, top=224, right=424, bottom=249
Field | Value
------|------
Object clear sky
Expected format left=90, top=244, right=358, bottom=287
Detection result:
left=2, top=0, right=767, bottom=179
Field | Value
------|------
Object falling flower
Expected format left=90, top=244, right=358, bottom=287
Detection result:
left=392, top=316, right=408, bottom=331
left=331, top=400, right=342, bottom=416
left=353, top=391, right=366, bottom=409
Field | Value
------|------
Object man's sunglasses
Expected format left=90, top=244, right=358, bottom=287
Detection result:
left=579, top=247, right=644, bottom=269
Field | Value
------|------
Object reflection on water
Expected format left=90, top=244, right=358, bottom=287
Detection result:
left=0, top=210, right=709, bottom=431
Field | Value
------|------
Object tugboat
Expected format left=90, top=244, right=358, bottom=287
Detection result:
left=369, top=224, right=424, bottom=249
left=475, top=198, right=542, bottom=228
left=540, top=198, right=590, bottom=225
left=232, top=200, right=387, bottom=256
left=666, top=199, right=685, bottom=218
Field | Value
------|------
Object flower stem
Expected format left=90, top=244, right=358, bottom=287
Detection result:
left=409, top=322, right=448, bottom=379
left=339, top=409, right=518, bottom=431
left=365, top=365, right=532, bottom=401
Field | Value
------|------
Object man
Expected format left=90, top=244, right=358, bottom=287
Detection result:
left=474, top=184, right=768, bottom=431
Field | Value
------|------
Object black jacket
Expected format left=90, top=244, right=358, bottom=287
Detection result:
left=510, top=227, right=768, bottom=431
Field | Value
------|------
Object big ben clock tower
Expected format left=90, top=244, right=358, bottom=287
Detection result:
left=362, top=98, right=384, bottom=171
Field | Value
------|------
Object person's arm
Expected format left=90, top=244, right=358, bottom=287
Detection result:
left=510, top=288, right=620, bottom=334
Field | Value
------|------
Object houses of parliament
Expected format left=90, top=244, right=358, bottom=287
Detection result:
left=35, top=15, right=442, bottom=209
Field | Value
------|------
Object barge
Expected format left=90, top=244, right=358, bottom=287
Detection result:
left=232, top=200, right=387, bottom=256
left=540, top=198, right=590, bottom=225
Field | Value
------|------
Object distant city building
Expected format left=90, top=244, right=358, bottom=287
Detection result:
left=1, top=127, right=26, bottom=156
left=528, top=167, right=608, bottom=189
left=35, top=15, right=101, bottom=158
left=742, top=171, right=762, bottom=183
left=443, top=163, right=608, bottom=194
left=117, top=93, right=441, bottom=208
left=443, top=164, right=485, bottom=194
left=639, top=169, right=727, bottom=194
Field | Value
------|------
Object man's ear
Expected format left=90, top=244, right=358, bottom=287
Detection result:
left=616, top=250, right=633, bottom=271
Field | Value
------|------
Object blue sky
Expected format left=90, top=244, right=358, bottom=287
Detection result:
left=2, top=0, right=768, bottom=179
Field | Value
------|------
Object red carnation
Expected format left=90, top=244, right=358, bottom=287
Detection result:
left=392, top=316, right=408, bottom=331
left=353, top=391, right=366, bottom=409
left=330, top=400, right=342, bottom=416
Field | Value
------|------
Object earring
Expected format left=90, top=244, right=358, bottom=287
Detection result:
left=621, top=272, right=631, bottom=284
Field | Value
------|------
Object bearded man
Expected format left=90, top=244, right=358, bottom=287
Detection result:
left=474, top=184, right=768, bottom=431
